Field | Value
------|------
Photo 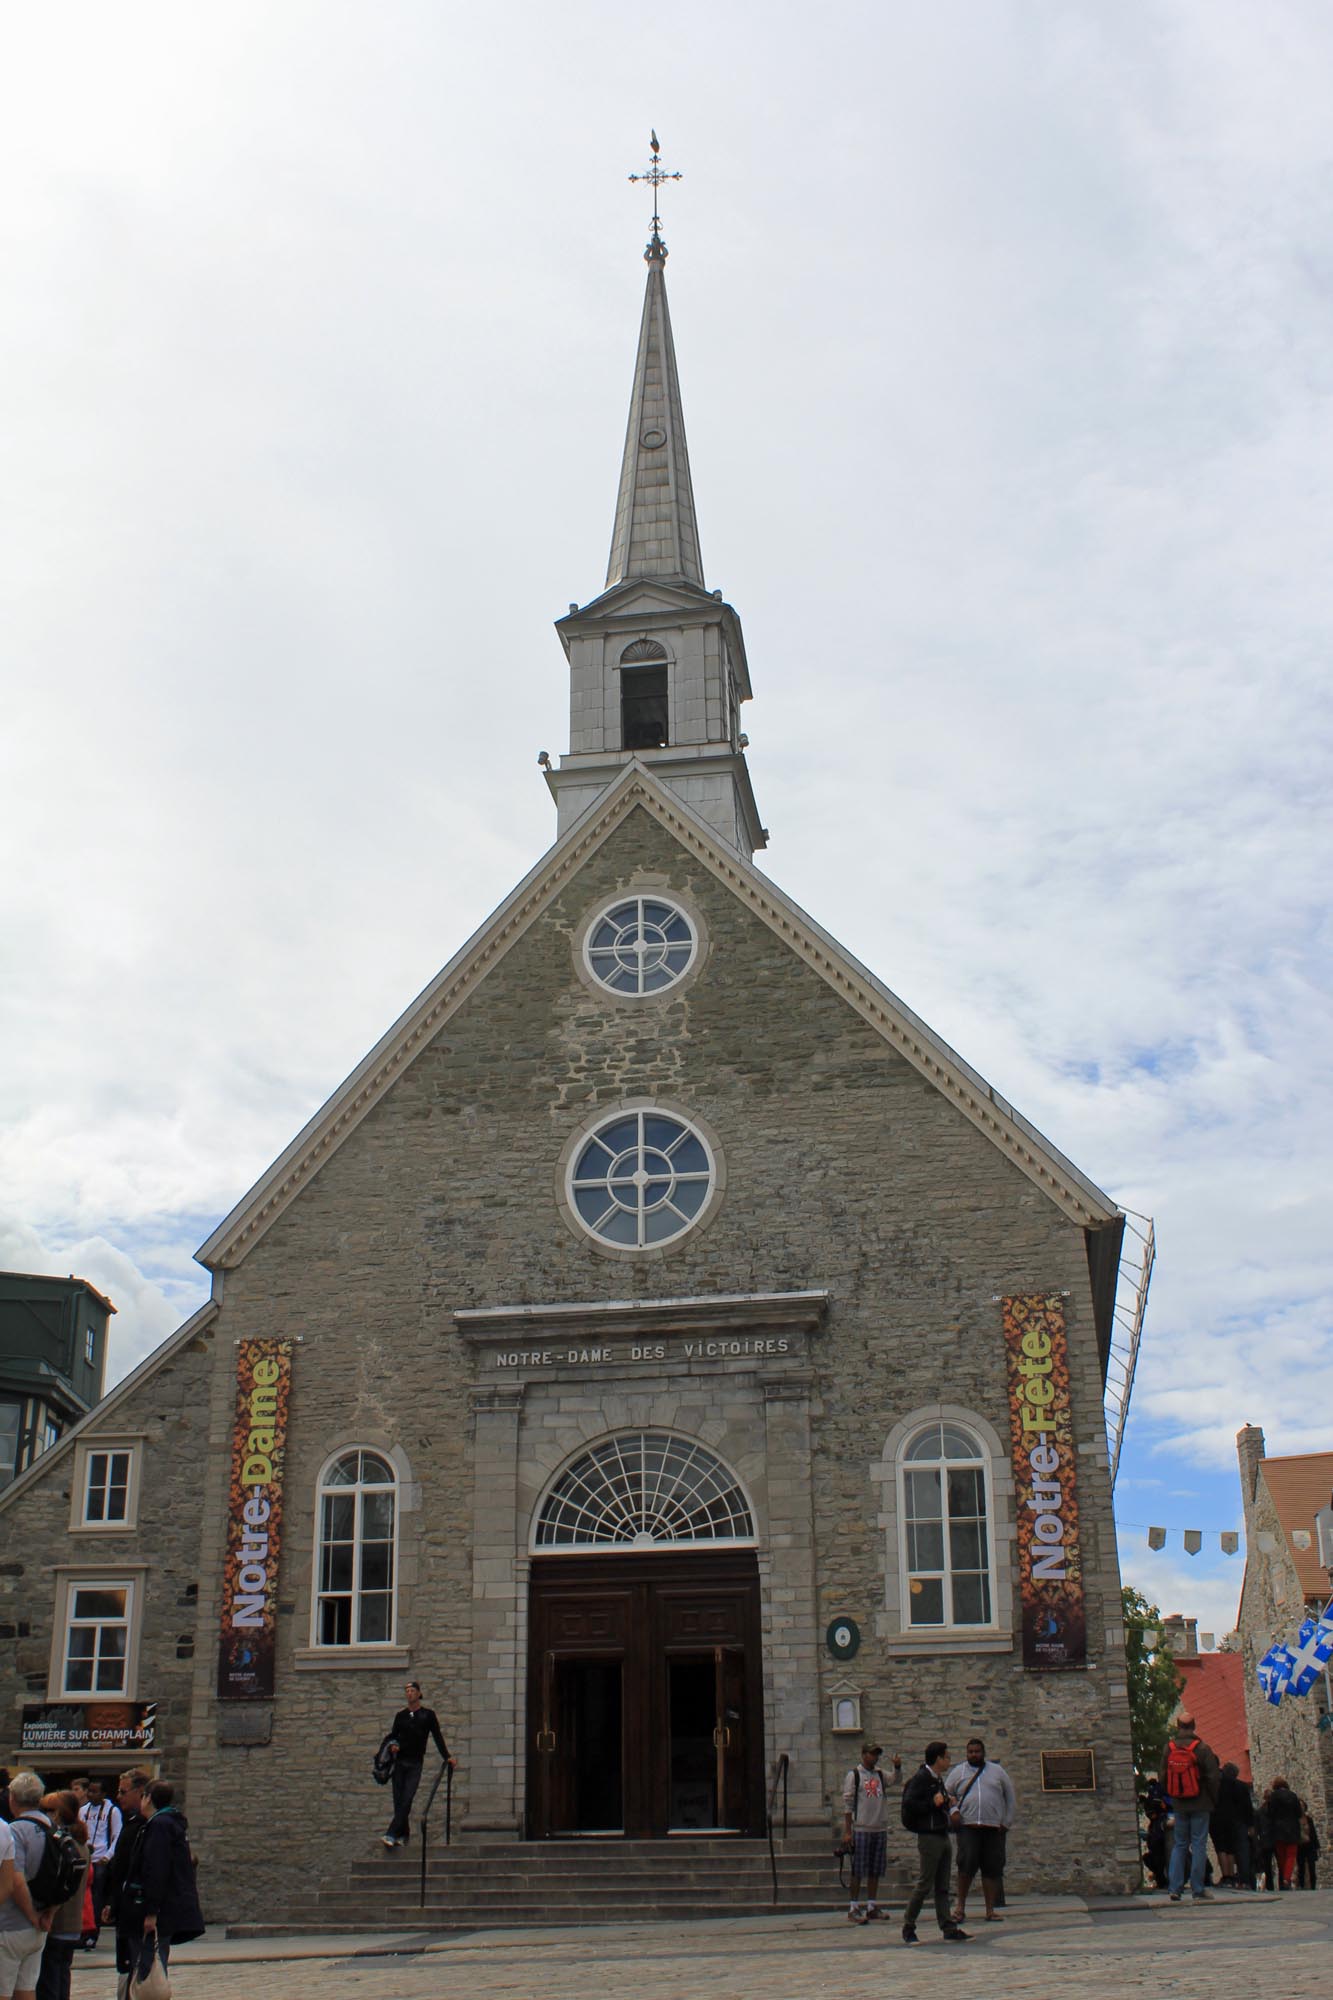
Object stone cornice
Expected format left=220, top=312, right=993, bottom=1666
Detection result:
left=453, top=1289, right=830, bottom=1345
left=197, top=761, right=1120, bottom=1273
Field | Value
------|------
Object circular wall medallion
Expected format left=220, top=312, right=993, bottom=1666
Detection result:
left=826, top=1616, right=861, bottom=1662
left=640, top=427, right=667, bottom=449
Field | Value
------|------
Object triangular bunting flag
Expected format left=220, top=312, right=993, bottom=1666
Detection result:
left=1183, top=1530, right=1202, bottom=1555
left=1148, top=1526, right=1166, bottom=1550
left=1220, top=1532, right=1239, bottom=1555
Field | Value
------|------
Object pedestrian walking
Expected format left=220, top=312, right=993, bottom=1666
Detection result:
left=33, top=1792, right=89, bottom=2000
left=379, top=1681, right=454, bottom=1847
left=130, top=1781, right=204, bottom=1992
left=101, top=1769, right=151, bottom=2000
left=1297, top=1809, right=1319, bottom=1890
left=1265, top=1779, right=1303, bottom=1889
left=1211, top=1763, right=1253, bottom=1889
left=945, top=1737, right=1015, bottom=1924
left=79, top=1780, right=119, bottom=1949
left=1159, top=1712, right=1220, bottom=1904
left=899, top=1742, right=969, bottom=1945
left=840, top=1743, right=898, bottom=1924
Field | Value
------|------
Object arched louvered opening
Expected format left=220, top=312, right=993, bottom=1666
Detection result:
left=620, top=640, right=669, bottom=749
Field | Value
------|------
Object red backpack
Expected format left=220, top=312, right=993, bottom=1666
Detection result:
left=1165, top=1737, right=1201, bottom=1799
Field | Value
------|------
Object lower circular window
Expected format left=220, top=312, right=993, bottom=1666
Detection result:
left=567, top=1109, right=716, bottom=1250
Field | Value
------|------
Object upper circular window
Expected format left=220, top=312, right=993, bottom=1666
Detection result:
left=584, top=896, right=698, bottom=997
left=567, top=1109, right=715, bottom=1250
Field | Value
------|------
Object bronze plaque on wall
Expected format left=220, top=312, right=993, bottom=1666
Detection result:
left=1040, top=1749, right=1097, bottom=1792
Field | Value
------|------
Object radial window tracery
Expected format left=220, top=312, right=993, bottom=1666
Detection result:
left=535, top=1432, right=754, bottom=1547
left=568, top=1109, right=714, bottom=1249
left=584, top=897, right=697, bottom=995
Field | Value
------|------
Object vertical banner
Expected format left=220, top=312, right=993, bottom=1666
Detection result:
left=1003, top=1295, right=1086, bottom=1670
left=216, top=1338, right=294, bottom=1699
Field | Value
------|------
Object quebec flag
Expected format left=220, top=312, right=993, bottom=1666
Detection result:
left=1257, top=1644, right=1296, bottom=1705
left=1285, top=1602, right=1333, bottom=1699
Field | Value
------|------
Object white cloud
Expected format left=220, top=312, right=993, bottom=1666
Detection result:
left=1, top=3, right=1331, bottom=1495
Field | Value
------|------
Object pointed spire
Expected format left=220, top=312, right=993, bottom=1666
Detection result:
left=605, top=236, right=704, bottom=589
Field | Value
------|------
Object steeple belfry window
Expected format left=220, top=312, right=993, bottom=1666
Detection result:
left=620, top=640, right=669, bottom=749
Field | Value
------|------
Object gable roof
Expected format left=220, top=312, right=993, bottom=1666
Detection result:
left=1174, top=1653, right=1251, bottom=1782
left=197, top=760, right=1122, bottom=1276
left=1261, top=1451, right=1333, bottom=1601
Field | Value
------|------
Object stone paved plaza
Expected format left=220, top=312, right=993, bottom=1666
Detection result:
left=69, top=1892, right=1333, bottom=1999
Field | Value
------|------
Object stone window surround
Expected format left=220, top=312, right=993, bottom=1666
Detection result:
left=571, top=878, right=709, bottom=1006
left=293, top=1438, right=418, bottom=1674
left=872, top=1403, right=1016, bottom=1657
left=68, top=1432, right=146, bottom=1533
left=47, top=1564, right=150, bottom=1702
left=555, top=1096, right=727, bottom=1263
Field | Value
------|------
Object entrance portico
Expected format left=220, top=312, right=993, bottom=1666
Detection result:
left=458, top=1291, right=829, bottom=1838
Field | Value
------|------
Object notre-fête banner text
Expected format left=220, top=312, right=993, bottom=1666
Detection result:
left=1003, top=1294, right=1086, bottom=1670
left=216, top=1337, right=294, bottom=1699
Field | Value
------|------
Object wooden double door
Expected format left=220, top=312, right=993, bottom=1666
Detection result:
left=528, top=1550, right=764, bottom=1839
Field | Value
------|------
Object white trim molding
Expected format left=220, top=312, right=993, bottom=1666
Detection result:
left=872, top=1403, right=1017, bottom=1657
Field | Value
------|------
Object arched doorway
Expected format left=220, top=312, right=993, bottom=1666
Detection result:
left=527, top=1432, right=765, bottom=1839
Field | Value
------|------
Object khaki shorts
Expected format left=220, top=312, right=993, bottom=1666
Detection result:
left=0, top=1923, right=47, bottom=1998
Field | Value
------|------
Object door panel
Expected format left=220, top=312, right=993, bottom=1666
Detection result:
left=528, top=1552, right=763, bottom=1839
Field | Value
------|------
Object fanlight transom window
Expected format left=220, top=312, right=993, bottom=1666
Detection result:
left=568, top=1110, right=714, bottom=1249
left=535, top=1432, right=754, bottom=1548
left=585, top=897, right=697, bottom=996
left=900, top=1421, right=992, bottom=1628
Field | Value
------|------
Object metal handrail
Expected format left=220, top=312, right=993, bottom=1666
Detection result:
left=766, top=1753, right=789, bottom=1906
left=418, top=1759, right=454, bottom=1909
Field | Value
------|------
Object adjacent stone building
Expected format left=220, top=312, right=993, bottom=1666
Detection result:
left=0, top=216, right=1146, bottom=1919
left=1236, top=1424, right=1333, bottom=1823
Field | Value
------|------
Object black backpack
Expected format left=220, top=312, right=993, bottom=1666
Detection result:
left=16, top=1814, right=84, bottom=1910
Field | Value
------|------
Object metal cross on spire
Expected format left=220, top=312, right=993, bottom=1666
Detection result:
left=628, top=130, right=682, bottom=260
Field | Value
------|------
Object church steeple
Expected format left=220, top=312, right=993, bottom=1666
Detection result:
left=604, top=241, right=704, bottom=590
left=545, top=145, right=766, bottom=858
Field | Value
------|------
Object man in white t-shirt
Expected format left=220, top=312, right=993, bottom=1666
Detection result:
left=946, top=1737, right=1016, bottom=1925
left=0, top=1770, right=53, bottom=2000
left=840, top=1743, right=901, bottom=1924
left=81, top=1778, right=122, bottom=1951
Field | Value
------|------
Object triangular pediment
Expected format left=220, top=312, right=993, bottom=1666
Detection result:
left=560, top=576, right=721, bottom=628
left=197, top=763, right=1120, bottom=1273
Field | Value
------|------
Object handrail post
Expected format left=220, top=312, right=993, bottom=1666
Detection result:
left=416, top=1759, right=451, bottom=1911
left=766, top=1752, right=788, bottom=1908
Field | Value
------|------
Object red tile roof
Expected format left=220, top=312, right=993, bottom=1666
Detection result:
left=1260, top=1453, right=1333, bottom=1602
left=1174, top=1653, right=1251, bottom=1783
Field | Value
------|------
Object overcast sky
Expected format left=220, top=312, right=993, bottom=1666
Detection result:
left=4, top=2, right=1331, bottom=1643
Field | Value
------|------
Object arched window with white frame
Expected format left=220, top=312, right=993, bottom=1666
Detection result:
left=898, top=1420, right=994, bottom=1629
left=313, top=1449, right=398, bottom=1646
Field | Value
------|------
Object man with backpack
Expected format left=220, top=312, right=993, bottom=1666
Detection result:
left=1159, top=1711, right=1220, bottom=1903
left=899, top=1742, right=970, bottom=1945
left=839, top=1743, right=899, bottom=1924
left=0, top=1770, right=68, bottom=2000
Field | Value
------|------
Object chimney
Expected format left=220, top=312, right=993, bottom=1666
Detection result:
left=1161, top=1614, right=1198, bottom=1657
left=1236, top=1424, right=1266, bottom=1514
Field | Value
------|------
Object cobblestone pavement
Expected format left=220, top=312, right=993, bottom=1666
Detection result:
left=71, top=1893, right=1333, bottom=2000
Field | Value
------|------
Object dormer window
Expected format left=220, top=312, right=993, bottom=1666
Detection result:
left=620, top=640, right=669, bottom=750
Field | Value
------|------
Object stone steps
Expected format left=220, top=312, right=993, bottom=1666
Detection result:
left=231, top=1832, right=917, bottom=1934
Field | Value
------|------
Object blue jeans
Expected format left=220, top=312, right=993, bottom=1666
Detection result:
left=1169, top=1803, right=1210, bottom=1896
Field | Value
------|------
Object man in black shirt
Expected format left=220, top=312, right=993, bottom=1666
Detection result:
left=900, top=1740, right=970, bottom=1945
left=381, top=1681, right=453, bottom=1846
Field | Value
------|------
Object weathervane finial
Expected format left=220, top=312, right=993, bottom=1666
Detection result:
left=628, top=129, right=682, bottom=262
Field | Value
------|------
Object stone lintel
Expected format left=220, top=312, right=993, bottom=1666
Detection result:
left=454, top=1289, right=829, bottom=1346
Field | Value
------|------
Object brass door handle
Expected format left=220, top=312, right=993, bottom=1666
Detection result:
left=713, top=1726, right=731, bottom=1749
left=536, top=1727, right=556, bottom=1753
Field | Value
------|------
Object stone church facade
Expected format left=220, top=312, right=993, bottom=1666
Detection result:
left=0, top=221, right=1143, bottom=1918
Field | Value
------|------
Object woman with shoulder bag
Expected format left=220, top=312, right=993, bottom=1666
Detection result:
left=129, top=1781, right=204, bottom=1998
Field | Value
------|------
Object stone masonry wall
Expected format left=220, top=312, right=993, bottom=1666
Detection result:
left=1238, top=1470, right=1331, bottom=1826
left=3, top=800, right=1140, bottom=1919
